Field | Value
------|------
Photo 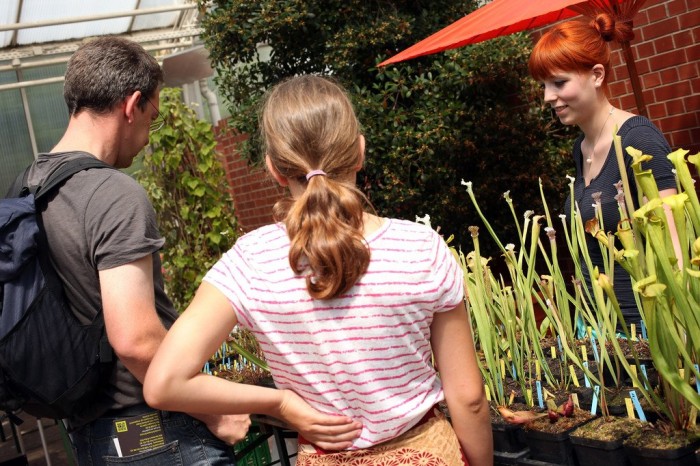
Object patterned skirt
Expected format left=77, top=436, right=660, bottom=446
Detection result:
left=296, top=408, right=468, bottom=466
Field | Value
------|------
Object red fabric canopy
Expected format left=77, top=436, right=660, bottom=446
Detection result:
left=380, top=0, right=588, bottom=66
left=378, top=0, right=648, bottom=115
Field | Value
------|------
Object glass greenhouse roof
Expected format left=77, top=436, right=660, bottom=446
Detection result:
left=0, top=1, right=206, bottom=194
left=0, top=0, right=196, bottom=61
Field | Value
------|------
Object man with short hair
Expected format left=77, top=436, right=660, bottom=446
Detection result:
left=26, top=36, right=250, bottom=464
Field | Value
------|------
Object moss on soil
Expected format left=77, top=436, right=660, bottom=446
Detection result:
left=624, top=425, right=700, bottom=450
left=570, top=416, right=646, bottom=442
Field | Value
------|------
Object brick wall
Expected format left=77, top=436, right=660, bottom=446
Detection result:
left=214, top=120, right=286, bottom=233
left=635, top=0, right=699, bottom=150
left=215, top=0, right=699, bottom=232
left=530, top=0, right=699, bottom=150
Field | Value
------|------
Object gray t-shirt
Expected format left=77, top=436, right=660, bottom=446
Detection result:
left=28, top=151, right=178, bottom=428
left=564, top=116, right=675, bottom=327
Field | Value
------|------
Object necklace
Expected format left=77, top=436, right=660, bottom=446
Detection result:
left=586, top=107, right=615, bottom=164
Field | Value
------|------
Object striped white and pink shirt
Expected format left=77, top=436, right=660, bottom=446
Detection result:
left=204, top=218, right=464, bottom=449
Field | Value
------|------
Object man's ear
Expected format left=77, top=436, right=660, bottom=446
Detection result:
left=124, top=91, right=142, bottom=124
left=592, top=64, right=606, bottom=88
left=265, top=154, right=289, bottom=186
left=355, top=134, right=365, bottom=172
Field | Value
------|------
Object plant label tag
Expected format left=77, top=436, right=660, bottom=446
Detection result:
left=625, top=398, right=636, bottom=419
left=590, top=385, right=600, bottom=415
left=568, top=365, right=580, bottom=387
left=536, top=380, right=544, bottom=409
left=557, top=336, right=563, bottom=360
left=591, top=337, right=600, bottom=363
left=582, top=361, right=591, bottom=388
left=630, top=365, right=638, bottom=387
left=629, top=391, right=647, bottom=422
left=640, top=364, right=649, bottom=390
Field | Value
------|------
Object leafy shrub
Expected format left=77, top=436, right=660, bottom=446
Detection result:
left=136, top=87, right=240, bottom=311
left=198, top=0, right=575, bottom=255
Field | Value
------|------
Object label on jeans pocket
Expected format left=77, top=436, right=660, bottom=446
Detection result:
left=113, top=411, right=166, bottom=457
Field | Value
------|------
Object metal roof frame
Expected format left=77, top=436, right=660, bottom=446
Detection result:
left=0, top=1, right=219, bottom=167
left=0, top=2, right=201, bottom=90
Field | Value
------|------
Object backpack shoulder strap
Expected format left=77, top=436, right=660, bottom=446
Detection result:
left=32, top=157, right=114, bottom=362
left=4, top=165, right=31, bottom=198
left=34, top=158, right=113, bottom=202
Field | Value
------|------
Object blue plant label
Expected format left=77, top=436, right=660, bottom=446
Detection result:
left=583, top=361, right=591, bottom=388
left=695, top=364, right=700, bottom=393
left=536, top=380, right=544, bottom=409
left=591, top=385, right=600, bottom=415
left=591, top=337, right=600, bottom=363
left=557, top=336, right=563, bottom=360
left=629, top=390, right=647, bottom=422
left=640, top=364, right=649, bottom=390
left=640, top=320, right=647, bottom=340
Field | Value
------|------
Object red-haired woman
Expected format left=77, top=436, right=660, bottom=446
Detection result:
left=529, top=14, right=680, bottom=331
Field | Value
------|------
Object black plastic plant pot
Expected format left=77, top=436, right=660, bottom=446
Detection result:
left=623, top=440, right=700, bottom=466
left=570, top=433, right=629, bottom=466
left=492, top=422, right=528, bottom=453
left=523, top=427, right=578, bottom=466
left=493, top=447, right=529, bottom=466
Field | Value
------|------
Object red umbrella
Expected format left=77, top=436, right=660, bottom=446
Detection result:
left=379, top=0, right=649, bottom=117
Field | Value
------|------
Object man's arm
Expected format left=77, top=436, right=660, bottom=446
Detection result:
left=99, top=255, right=250, bottom=444
left=99, top=255, right=165, bottom=380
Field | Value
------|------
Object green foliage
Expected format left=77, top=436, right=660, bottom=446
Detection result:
left=359, top=37, right=575, bottom=253
left=198, top=0, right=575, bottom=255
left=136, top=87, right=240, bottom=311
left=461, top=144, right=700, bottom=430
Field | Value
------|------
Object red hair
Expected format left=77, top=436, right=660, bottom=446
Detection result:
left=529, top=14, right=633, bottom=85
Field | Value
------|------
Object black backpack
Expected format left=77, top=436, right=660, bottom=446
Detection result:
left=0, top=157, right=114, bottom=420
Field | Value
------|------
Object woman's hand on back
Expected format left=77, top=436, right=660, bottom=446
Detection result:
left=277, top=389, right=363, bottom=451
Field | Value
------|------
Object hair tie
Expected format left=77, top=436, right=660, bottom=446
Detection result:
left=305, top=169, right=327, bottom=181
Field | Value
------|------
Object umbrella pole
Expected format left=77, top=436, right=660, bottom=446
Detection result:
left=621, top=40, right=648, bottom=118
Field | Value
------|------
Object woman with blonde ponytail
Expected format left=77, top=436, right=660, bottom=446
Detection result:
left=261, top=75, right=371, bottom=300
left=529, top=14, right=680, bottom=330
left=144, top=75, right=492, bottom=465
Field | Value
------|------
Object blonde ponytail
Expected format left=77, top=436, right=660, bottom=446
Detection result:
left=262, top=75, right=372, bottom=299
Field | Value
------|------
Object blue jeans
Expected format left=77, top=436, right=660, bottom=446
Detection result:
left=70, top=405, right=236, bottom=465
